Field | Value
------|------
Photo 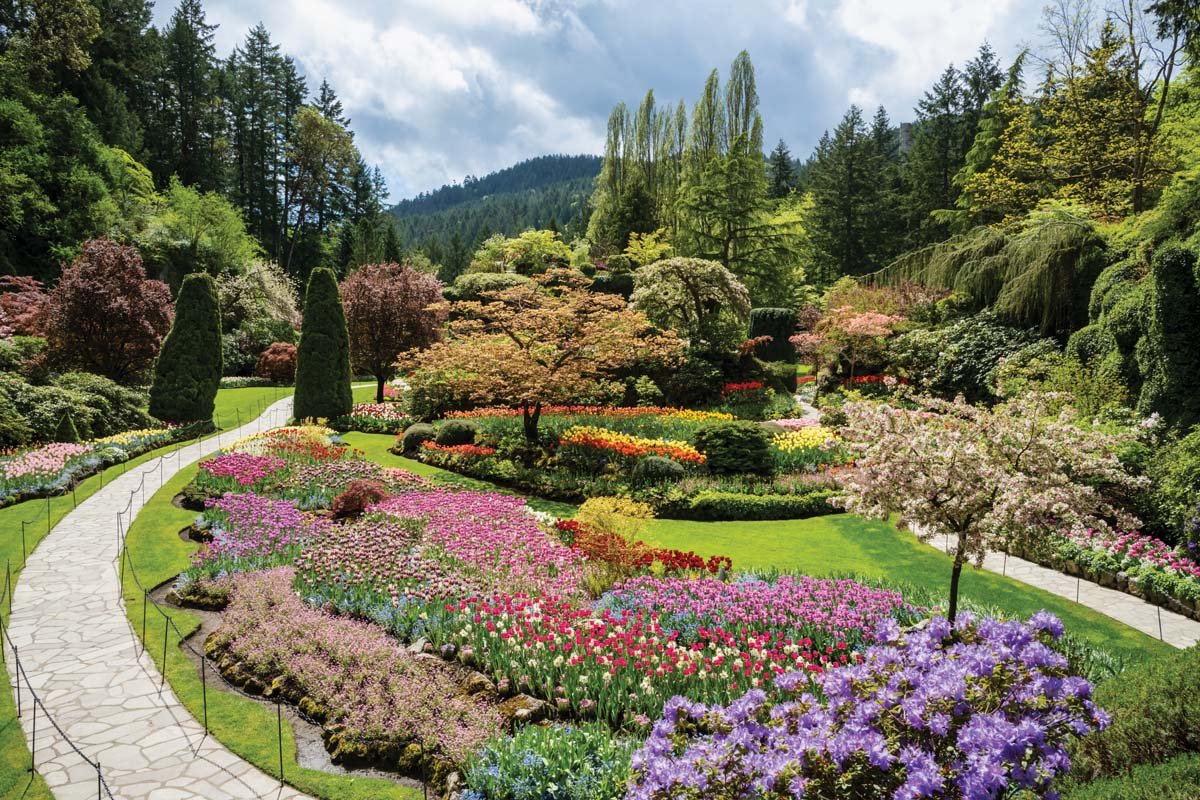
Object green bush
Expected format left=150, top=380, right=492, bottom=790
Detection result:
left=694, top=421, right=773, bottom=475
left=1150, top=429, right=1200, bottom=544
left=52, top=371, right=153, bottom=436
left=1069, top=644, right=1200, bottom=782
left=1065, top=754, right=1200, bottom=800
left=1137, top=245, right=1200, bottom=428
left=401, top=423, right=436, bottom=454
left=662, top=352, right=724, bottom=408
left=632, top=456, right=686, bottom=484
left=590, top=271, right=635, bottom=298
left=748, top=308, right=798, bottom=363
left=435, top=420, right=477, bottom=446
left=0, top=400, right=32, bottom=448
left=0, top=335, right=46, bottom=376
left=764, top=361, right=798, bottom=394
left=443, top=272, right=530, bottom=302
left=53, top=412, right=80, bottom=443
left=0, top=373, right=99, bottom=440
left=293, top=267, right=353, bottom=422
left=674, top=489, right=839, bottom=521
left=150, top=273, right=224, bottom=423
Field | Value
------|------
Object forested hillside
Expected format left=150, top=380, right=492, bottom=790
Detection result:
left=390, top=155, right=600, bottom=280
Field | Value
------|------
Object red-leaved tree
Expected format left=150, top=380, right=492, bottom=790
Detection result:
left=341, top=262, right=446, bottom=402
left=255, top=342, right=298, bottom=384
left=0, top=276, right=51, bottom=337
left=44, top=239, right=174, bottom=382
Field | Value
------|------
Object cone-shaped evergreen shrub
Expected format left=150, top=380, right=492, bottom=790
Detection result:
left=149, top=273, right=223, bottom=423
left=293, top=267, right=352, bottom=421
left=748, top=308, right=798, bottom=362
left=54, top=412, right=80, bottom=443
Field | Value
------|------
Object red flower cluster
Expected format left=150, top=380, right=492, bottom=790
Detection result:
left=797, top=375, right=816, bottom=385
left=846, top=374, right=910, bottom=386
left=723, top=380, right=766, bottom=394
left=421, top=442, right=497, bottom=458
left=555, top=520, right=731, bottom=576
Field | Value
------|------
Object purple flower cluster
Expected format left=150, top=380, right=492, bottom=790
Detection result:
left=627, top=611, right=1108, bottom=800
left=191, top=492, right=331, bottom=576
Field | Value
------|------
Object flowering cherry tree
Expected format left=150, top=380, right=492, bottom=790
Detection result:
left=837, top=392, right=1144, bottom=621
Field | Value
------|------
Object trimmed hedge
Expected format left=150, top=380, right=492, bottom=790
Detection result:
left=666, top=489, right=840, bottom=521
left=694, top=421, right=774, bottom=475
left=435, top=420, right=477, bottom=446
left=748, top=308, right=797, bottom=363
left=150, top=273, right=223, bottom=423
left=401, top=423, right=436, bottom=454
left=632, top=456, right=687, bottom=484
left=293, top=267, right=353, bottom=422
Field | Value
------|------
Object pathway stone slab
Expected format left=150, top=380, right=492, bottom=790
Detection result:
left=5, top=398, right=311, bottom=799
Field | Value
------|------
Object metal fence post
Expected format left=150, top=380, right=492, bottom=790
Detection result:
left=200, top=654, right=208, bottom=734
left=45, top=497, right=50, bottom=534
left=277, top=699, right=284, bottom=783
left=160, top=616, right=169, bottom=691
left=71, top=480, right=77, bottom=508
left=13, top=644, right=19, bottom=717
left=5, top=560, right=11, bottom=616
left=96, top=761, right=101, bottom=799
left=29, top=689, right=36, bottom=771
left=19, top=522, right=26, bottom=566
left=141, top=589, right=148, bottom=655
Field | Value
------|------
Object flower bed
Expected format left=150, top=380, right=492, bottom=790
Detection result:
left=557, top=426, right=705, bottom=469
left=208, top=568, right=503, bottom=785
left=554, top=519, right=731, bottom=579
left=331, top=403, right=412, bottom=435
left=1, top=426, right=191, bottom=506
left=448, top=406, right=732, bottom=443
left=627, top=612, right=1107, bottom=800
left=770, top=426, right=849, bottom=472
left=421, top=441, right=497, bottom=458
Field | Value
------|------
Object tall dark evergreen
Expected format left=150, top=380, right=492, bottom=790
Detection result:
left=768, top=139, right=796, bottom=198
left=149, top=272, right=223, bottom=423
left=807, top=106, right=878, bottom=282
left=160, top=0, right=218, bottom=188
left=905, top=65, right=965, bottom=244
left=293, top=267, right=352, bottom=421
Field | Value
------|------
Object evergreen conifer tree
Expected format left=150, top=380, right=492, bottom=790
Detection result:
left=149, top=272, right=223, bottom=423
left=293, top=267, right=352, bottom=421
left=54, top=412, right=81, bottom=444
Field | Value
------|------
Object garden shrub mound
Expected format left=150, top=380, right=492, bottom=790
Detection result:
left=206, top=568, right=503, bottom=787
left=1069, top=642, right=1200, bottom=781
left=1064, top=754, right=1200, bottom=800
left=631, top=455, right=686, bottom=484
left=435, top=420, right=477, bottom=446
left=693, top=420, right=774, bottom=475
left=401, top=423, right=436, bottom=454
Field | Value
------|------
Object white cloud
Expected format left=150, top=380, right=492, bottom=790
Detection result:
left=781, top=0, right=809, bottom=29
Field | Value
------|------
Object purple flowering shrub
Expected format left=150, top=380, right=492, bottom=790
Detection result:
left=627, top=612, right=1108, bottom=800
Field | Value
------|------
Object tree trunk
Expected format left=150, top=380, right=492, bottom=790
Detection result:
left=376, top=374, right=385, bottom=404
left=522, top=401, right=542, bottom=442
left=947, top=557, right=964, bottom=625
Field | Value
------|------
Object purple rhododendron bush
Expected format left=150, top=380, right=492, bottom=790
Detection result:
left=627, top=612, right=1108, bottom=800
left=206, top=568, right=503, bottom=783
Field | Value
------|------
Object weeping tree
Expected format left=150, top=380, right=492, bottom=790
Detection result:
left=872, top=212, right=1106, bottom=335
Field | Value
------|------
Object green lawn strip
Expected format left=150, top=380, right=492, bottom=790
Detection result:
left=351, top=384, right=378, bottom=403
left=341, top=432, right=578, bottom=517
left=0, top=385, right=293, bottom=799
left=121, top=463, right=420, bottom=800
left=641, top=514, right=1174, bottom=665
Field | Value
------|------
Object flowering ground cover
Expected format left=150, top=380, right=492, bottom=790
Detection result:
left=332, top=402, right=412, bottom=434
left=769, top=425, right=849, bottom=472
left=557, top=426, right=706, bottom=469
left=627, top=612, right=1107, bottom=800
left=449, top=405, right=732, bottom=442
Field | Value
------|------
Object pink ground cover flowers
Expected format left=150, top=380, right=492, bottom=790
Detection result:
left=1, top=442, right=93, bottom=481
left=601, top=575, right=916, bottom=651
left=368, top=490, right=587, bottom=598
left=210, top=568, right=503, bottom=766
left=197, top=453, right=285, bottom=487
left=1064, top=527, right=1200, bottom=579
left=189, top=492, right=332, bottom=579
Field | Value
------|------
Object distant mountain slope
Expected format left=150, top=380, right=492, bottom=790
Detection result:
left=390, top=154, right=601, bottom=248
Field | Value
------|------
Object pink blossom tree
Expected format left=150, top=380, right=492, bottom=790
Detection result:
left=824, top=306, right=905, bottom=379
left=837, top=392, right=1145, bottom=621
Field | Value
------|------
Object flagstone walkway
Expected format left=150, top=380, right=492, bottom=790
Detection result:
left=5, top=396, right=312, bottom=800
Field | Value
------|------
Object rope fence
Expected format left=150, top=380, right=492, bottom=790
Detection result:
left=3, top=394, right=289, bottom=797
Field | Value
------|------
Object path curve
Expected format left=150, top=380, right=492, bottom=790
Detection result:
left=6, top=397, right=311, bottom=800
left=932, top=532, right=1200, bottom=649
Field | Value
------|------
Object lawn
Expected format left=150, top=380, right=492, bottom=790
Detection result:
left=212, top=385, right=292, bottom=429
left=640, top=514, right=1174, bottom=665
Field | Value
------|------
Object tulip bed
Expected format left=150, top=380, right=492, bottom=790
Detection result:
left=0, top=426, right=190, bottom=506
left=331, top=402, right=413, bottom=435
left=170, top=424, right=1111, bottom=799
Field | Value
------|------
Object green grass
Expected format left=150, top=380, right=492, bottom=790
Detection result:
left=640, top=514, right=1174, bottom=665
left=121, top=464, right=421, bottom=800
left=0, top=385, right=292, bottom=799
left=351, top=384, right=378, bottom=403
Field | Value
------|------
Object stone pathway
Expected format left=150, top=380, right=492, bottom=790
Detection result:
left=5, top=397, right=312, bottom=800
left=931, top=532, right=1200, bottom=649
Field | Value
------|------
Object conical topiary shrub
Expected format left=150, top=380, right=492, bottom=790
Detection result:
left=54, top=412, right=80, bottom=443
left=149, top=273, right=223, bottom=423
left=293, top=267, right=353, bottom=421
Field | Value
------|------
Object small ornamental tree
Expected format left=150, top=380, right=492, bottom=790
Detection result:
left=837, top=392, right=1145, bottom=622
left=254, top=342, right=297, bottom=384
left=44, top=239, right=173, bottom=382
left=293, top=267, right=352, bottom=422
left=823, top=306, right=905, bottom=379
left=398, top=269, right=683, bottom=440
left=54, top=412, right=80, bottom=443
left=0, top=276, right=50, bottom=337
left=150, top=273, right=223, bottom=423
left=631, top=257, right=751, bottom=353
left=341, top=262, right=446, bottom=403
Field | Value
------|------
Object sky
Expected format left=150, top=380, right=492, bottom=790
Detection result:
left=152, top=0, right=1047, bottom=202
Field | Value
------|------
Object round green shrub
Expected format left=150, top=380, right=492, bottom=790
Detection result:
left=149, top=272, right=224, bottom=423
left=693, top=420, right=773, bottom=475
left=632, top=456, right=686, bottom=484
left=435, top=420, right=477, bottom=446
left=401, top=423, right=436, bottom=454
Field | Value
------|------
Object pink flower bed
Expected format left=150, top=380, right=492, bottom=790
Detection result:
left=191, top=492, right=332, bottom=576
left=198, top=453, right=286, bottom=486
left=767, top=418, right=819, bottom=430
left=211, top=568, right=502, bottom=765
left=350, top=402, right=410, bottom=421
left=368, top=490, right=587, bottom=598
left=1066, top=527, right=1200, bottom=580
left=1, top=442, right=93, bottom=481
